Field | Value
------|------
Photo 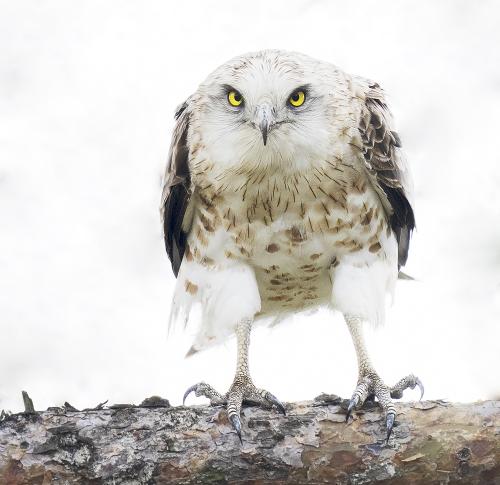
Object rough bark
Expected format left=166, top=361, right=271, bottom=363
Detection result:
left=0, top=395, right=498, bottom=484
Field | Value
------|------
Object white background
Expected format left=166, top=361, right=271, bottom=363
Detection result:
left=1, top=0, right=499, bottom=413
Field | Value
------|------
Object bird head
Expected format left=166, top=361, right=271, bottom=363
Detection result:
left=192, top=50, right=338, bottom=175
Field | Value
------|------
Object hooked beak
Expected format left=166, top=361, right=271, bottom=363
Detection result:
left=254, top=104, right=274, bottom=146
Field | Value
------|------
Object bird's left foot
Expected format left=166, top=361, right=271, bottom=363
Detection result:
left=345, top=372, right=424, bottom=442
left=183, top=378, right=286, bottom=442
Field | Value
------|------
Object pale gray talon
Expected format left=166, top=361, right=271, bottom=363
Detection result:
left=386, top=412, right=395, bottom=442
left=415, top=377, right=425, bottom=400
left=182, top=384, right=199, bottom=405
left=229, top=413, right=242, bottom=443
left=345, top=395, right=360, bottom=422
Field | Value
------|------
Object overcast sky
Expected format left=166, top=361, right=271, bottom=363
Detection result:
left=1, top=0, right=499, bottom=413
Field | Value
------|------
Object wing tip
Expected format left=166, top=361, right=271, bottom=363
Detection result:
left=185, top=346, right=199, bottom=358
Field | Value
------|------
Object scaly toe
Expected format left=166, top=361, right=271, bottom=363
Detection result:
left=390, top=374, right=424, bottom=400
left=250, top=388, right=287, bottom=415
left=345, top=376, right=372, bottom=421
left=182, top=382, right=225, bottom=406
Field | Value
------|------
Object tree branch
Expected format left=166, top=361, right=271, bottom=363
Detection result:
left=0, top=395, right=498, bottom=484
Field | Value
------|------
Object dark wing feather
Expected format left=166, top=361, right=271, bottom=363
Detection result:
left=161, top=101, right=192, bottom=277
left=358, top=83, right=415, bottom=268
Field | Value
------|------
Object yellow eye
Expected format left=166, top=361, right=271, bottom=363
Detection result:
left=228, top=90, right=243, bottom=107
left=289, top=90, right=305, bottom=107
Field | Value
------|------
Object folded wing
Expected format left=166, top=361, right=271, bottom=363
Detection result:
left=161, top=101, right=193, bottom=277
left=358, top=83, right=415, bottom=268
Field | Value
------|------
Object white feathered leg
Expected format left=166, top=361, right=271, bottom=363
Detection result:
left=344, top=314, right=424, bottom=441
left=183, top=318, right=285, bottom=442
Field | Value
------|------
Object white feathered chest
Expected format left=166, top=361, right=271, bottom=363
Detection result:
left=170, top=146, right=398, bottom=351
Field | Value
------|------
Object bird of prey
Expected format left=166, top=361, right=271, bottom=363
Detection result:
left=161, top=50, right=422, bottom=441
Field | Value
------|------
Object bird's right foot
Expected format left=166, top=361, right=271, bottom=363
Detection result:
left=345, top=372, right=423, bottom=442
left=183, top=378, right=286, bottom=442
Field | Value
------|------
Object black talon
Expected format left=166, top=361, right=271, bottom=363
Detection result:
left=386, top=412, right=395, bottom=442
left=229, top=414, right=242, bottom=444
left=267, top=392, right=286, bottom=416
left=182, top=384, right=198, bottom=405
left=345, top=396, right=358, bottom=422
